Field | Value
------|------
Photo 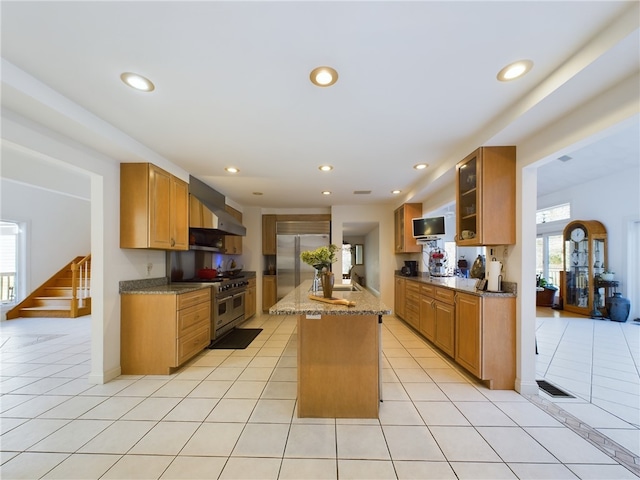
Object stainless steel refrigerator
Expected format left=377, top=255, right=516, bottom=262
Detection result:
left=277, top=234, right=330, bottom=300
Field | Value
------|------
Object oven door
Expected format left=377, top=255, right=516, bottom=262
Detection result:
left=229, top=291, right=245, bottom=321
left=214, top=291, right=246, bottom=338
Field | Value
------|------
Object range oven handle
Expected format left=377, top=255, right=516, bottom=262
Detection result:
left=217, top=295, right=233, bottom=303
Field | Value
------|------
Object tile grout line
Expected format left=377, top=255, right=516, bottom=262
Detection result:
left=526, top=393, right=640, bottom=476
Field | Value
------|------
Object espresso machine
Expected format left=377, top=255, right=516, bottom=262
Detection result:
left=401, top=260, right=418, bottom=276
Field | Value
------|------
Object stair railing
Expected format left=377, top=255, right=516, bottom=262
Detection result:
left=71, top=254, right=91, bottom=317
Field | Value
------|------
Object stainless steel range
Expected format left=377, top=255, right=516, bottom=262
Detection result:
left=211, top=277, right=248, bottom=339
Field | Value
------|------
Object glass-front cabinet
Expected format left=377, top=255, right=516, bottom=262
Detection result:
left=455, top=146, right=516, bottom=246
left=562, top=220, right=607, bottom=317
left=457, top=154, right=478, bottom=243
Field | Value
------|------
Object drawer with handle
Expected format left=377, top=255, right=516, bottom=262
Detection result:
left=434, top=287, right=455, bottom=305
left=176, top=324, right=210, bottom=365
left=178, top=302, right=210, bottom=335
left=178, top=288, right=211, bottom=310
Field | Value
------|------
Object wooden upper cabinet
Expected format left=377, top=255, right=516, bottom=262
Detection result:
left=394, top=203, right=422, bottom=253
left=223, top=205, right=242, bottom=254
left=456, top=146, right=516, bottom=246
left=120, top=163, right=189, bottom=250
left=171, top=178, right=189, bottom=250
left=262, top=214, right=277, bottom=255
left=189, top=194, right=202, bottom=228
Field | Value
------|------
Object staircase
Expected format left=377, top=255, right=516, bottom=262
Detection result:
left=6, top=255, right=91, bottom=319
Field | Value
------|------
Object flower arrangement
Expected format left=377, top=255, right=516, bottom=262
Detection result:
left=300, top=244, right=339, bottom=271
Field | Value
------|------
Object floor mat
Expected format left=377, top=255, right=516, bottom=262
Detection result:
left=209, top=328, right=262, bottom=349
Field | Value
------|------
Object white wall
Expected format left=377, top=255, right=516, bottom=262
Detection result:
left=1, top=179, right=91, bottom=307
left=364, top=226, right=381, bottom=294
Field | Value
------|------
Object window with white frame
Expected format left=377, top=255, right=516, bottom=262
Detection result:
left=0, top=221, right=19, bottom=304
left=536, top=203, right=570, bottom=224
left=536, top=203, right=570, bottom=286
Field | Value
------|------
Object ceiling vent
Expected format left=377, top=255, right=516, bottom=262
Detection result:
left=353, top=190, right=372, bottom=195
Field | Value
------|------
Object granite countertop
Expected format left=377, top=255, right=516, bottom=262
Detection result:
left=119, top=277, right=211, bottom=295
left=270, top=280, right=391, bottom=316
left=396, top=273, right=517, bottom=298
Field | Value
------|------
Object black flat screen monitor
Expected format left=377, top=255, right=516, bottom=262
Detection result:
left=412, top=216, right=445, bottom=238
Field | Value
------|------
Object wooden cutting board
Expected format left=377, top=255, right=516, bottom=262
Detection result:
left=308, top=295, right=356, bottom=307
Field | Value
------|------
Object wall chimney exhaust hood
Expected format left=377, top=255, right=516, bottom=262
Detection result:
left=189, top=175, right=246, bottom=236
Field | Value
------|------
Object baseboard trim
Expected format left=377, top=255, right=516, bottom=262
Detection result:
left=515, top=377, right=539, bottom=395
left=88, top=366, right=121, bottom=385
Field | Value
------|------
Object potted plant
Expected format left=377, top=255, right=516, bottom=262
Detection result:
left=536, top=275, right=558, bottom=307
left=301, top=244, right=340, bottom=298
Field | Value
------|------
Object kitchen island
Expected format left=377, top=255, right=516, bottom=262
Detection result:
left=270, top=281, right=391, bottom=418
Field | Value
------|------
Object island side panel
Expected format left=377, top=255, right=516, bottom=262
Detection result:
left=297, top=314, right=379, bottom=418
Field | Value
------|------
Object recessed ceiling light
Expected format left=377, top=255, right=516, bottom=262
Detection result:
left=321, top=191, right=331, bottom=195
left=392, top=190, right=401, bottom=195
left=319, top=165, right=333, bottom=172
left=310, top=66, right=338, bottom=87
left=225, top=167, right=239, bottom=174
left=497, top=60, right=533, bottom=82
left=120, top=72, right=155, bottom=92
left=413, top=163, right=428, bottom=170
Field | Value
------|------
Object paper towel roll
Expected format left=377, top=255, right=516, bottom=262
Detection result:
left=487, top=260, right=502, bottom=291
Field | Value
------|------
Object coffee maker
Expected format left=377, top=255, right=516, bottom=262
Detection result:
left=402, top=260, right=418, bottom=276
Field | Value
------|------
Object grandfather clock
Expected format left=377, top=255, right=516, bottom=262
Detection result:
left=562, top=220, right=607, bottom=317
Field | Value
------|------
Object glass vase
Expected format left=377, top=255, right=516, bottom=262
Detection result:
left=321, top=272, right=334, bottom=298
left=312, top=270, right=321, bottom=293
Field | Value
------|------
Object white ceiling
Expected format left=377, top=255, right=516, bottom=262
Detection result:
left=1, top=1, right=638, bottom=209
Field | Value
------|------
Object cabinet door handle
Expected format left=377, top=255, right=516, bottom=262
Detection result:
left=170, top=238, right=176, bottom=247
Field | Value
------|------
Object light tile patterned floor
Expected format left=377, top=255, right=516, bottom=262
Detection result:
left=0, top=313, right=638, bottom=479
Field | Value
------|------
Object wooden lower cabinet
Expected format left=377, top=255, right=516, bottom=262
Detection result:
left=262, top=275, right=277, bottom=312
left=396, top=276, right=516, bottom=389
left=404, top=281, right=420, bottom=330
left=455, top=292, right=516, bottom=389
left=394, top=277, right=406, bottom=320
left=433, top=298, right=455, bottom=357
left=432, top=287, right=456, bottom=357
left=455, top=293, right=481, bottom=376
left=121, top=288, right=211, bottom=375
left=419, top=284, right=436, bottom=341
left=245, top=277, right=257, bottom=319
